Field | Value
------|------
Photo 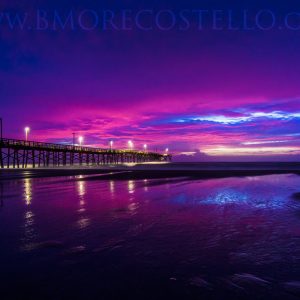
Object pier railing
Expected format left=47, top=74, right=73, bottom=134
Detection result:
left=0, top=138, right=171, bottom=168
left=0, top=138, right=154, bottom=153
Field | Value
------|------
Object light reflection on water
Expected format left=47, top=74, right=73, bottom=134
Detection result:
left=21, top=178, right=37, bottom=251
left=128, top=180, right=135, bottom=194
left=1, top=174, right=300, bottom=299
left=76, top=180, right=90, bottom=229
left=127, top=180, right=138, bottom=214
left=24, top=178, right=32, bottom=206
left=143, top=179, right=149, bottom=192
left=109, top=180, right=115, bottom=195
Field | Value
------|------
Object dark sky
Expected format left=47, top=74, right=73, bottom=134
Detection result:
left=1, top=0, right=300, bottom=160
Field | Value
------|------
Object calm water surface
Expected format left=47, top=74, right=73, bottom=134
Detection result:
left=1, top=174, right=300, bottom=299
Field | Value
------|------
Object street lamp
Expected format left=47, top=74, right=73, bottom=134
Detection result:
left=143, top=144, right=147, bottom=152
left=110, top=140, right=113, bottom=151
left=25, top=127, right=30, bottom=141
left=165, top=148, right=169, bottom=154
left=78, top=136, right=83, bottom=146
left=128, top=140, right=133, bottom=150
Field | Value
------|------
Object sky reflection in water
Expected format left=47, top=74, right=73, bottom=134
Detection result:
left=1, top=174, right=300, bottom=299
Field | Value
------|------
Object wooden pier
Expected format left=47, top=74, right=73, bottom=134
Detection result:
left=0, top=138, right=171, bottom=169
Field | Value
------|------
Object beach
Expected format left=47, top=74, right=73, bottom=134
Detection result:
left=1, top=162, right=300, bottom=180
left=1, top=171, right=300, bottom=299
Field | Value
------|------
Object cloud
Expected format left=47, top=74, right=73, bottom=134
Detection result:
left=2, top=1, right=300, bottom=161
left=173, top=110, right=300, bottom=125
left=173, top=149, right=208, bottom=162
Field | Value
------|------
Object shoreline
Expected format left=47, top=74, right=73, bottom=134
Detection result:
left=1, top=162, right=300, bottom=180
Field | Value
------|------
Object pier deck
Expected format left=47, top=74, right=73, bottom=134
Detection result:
left=0, top=138, right=170, bottom=168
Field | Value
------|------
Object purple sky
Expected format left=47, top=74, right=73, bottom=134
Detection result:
left=1, top=0, right=300, bottom=161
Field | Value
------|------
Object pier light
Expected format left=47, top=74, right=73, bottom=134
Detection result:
left=24, top=127, right=30, bottom=141
left=110, top=140, right=113, bottom=150
left=165, top=148, right=169, bottom=153
left=78, top=136, right=83, bottom=146
left=128, top=140, right=134, bottom=150
left=143, top=144, right=147, bottom=151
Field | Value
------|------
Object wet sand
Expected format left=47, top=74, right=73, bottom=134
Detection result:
left=1, top=162, right=300, bottom=180
left=1, top=173, right=300, bottom=299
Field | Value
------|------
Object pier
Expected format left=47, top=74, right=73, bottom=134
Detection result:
left=0, top=138, right=171, bottom=169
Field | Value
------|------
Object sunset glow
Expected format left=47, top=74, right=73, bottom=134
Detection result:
left=1, top=1, right=300, bottom=161
left=204, top=146, right=300, bottom=156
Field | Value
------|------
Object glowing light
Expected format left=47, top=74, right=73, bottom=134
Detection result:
left=128, top=140, right=134, bottom=150
left=78, top=136, right=83, bottom=146
left=24, top=127, right=30, bottom=141
left=165, top=148, right=169, bottom=153
left=143, top=144, right=147, bottom=151
left=110, top=140, right=113, bottom=150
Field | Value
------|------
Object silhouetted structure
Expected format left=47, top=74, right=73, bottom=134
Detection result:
left=0, top=138, right=171, bottom=168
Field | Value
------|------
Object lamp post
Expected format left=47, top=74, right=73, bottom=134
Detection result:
left=25, top=127, right=30, bottom=141
left=165, top=148, right=169, bottom=154
left=143, top=144, right=147, bottom=152
left=128, top=140, right=133, bottom=150
left=78, top=136, right=83, bottom=146
left=110, top=140, right=113, bottom=151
